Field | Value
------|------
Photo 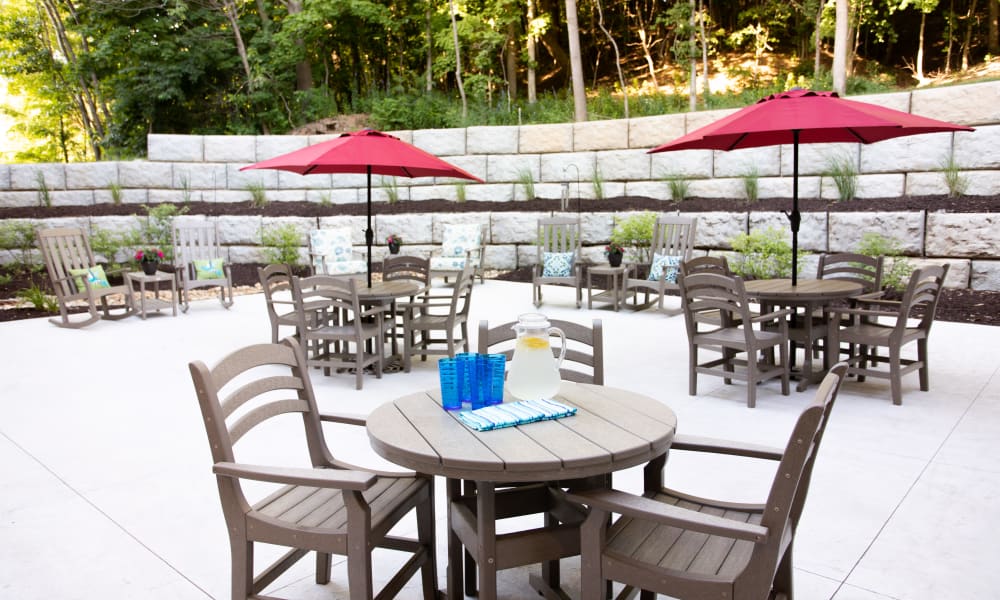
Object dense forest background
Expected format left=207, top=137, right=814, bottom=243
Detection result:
left=2, top=0, right=998, bottom=163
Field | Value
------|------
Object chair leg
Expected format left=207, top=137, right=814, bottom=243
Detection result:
left=773, top=542, right=794, bottom=598
left=316, top=552, right=331, bottom=585
left=230, top=540, right=253, bottom=600
left=688, top=346, right=698, bottom=396
left=579, top=509, right=607, bottom=600
left=746, top=353, right=758, bottom=409
left=779, top=340, right=790, bottom=396
left=344, top=492, right=374, bottom=600
left=417, top=480, right=438, bottom=600
left=918, top=338, right=930, bottom=391
left=890, top=346, right=903, bottom=405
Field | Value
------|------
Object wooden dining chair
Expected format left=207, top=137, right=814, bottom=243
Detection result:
left=567, top=362, right=849, bottom=600
left=290, top=274, right=390, bottom=389
left=477, top=318, right=604, bottom=385
left=188, top=338, right=438, bottom=600
left=829, top=264, right=949, bottom=405
left=399, top=265, right=475, bottom=371
left=679, top=271, right=791, bottom=408
left=814, top=252, right=886, bottom=362
left=382, top=255, right=431, bottom=354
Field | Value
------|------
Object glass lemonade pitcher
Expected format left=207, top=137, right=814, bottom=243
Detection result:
left=505, top=313, right=566, bottom=401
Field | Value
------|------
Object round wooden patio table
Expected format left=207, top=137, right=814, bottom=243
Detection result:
left=366, top=381, right=677, bottom=600
left=744, top=278, right=863, bottom=391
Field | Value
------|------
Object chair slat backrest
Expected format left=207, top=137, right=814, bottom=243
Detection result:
left=174, top=223, right=223, bottom=264
left=478, top=318, right=604, bottom=385
left=679, top=272, right=756, bottom=334
left=451, top=265, right=476, bottom=318
left=37, top=227, right=97, bottom=298
left=680, top=255, right=732, bottom=278
left=537, top=216, right=582, bottom=258
left=291, top=274, right=363, bottom=335
left=651, top=215, right=697, bottom=260
left=383, top=255, right=431, bottom=288
left=895, top=264, right=950, bottom=335
left=817, top=252, right=884, bottom=294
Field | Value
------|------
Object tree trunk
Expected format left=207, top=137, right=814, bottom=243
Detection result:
left=594, top=0, right=627, bottom=117
left=689, top=0, right=697, bottom=111
left=285, top=1, right=312, bottom=91
left=218, top=0, right=253, bottom=89
left=527, top=0, right=538, bottom=103
left=990, top=0, right=999, bottom=55
left=565, top=0, right=587, bottom=121
left=814, top=0, right=824, bottom=75
left=426, top=3, right=434, bottom=92
left=916, top=11, right=926, bottom=81
left=506, top=21, right=518, bottom=101
left=945, top=0, right=955, bottom=74
left=833, top=0, right=848, bottom=94
left=700, top=0, right=709, bottom=102
left=448, top=0, right=468, bottom=119
left=962, top=0, right=980, bottom=70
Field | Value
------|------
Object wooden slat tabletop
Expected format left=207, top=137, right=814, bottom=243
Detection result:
left=744, top=278, right=863, bottom=300
left=367, top=381, right=677, bottom=483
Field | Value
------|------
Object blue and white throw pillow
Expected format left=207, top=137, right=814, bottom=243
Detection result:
left=648, top=253, right=681, bottom=283
left=542, top=251, right=575, bottom=278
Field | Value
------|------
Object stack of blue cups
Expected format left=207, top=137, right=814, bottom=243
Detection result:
left=439, top=352, right=506, bottom=411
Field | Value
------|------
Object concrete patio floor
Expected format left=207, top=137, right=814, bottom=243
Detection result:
left=2, top=279, right=999, bottom=600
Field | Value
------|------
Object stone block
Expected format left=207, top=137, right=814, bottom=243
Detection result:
left=10, top=163, right=65, bottom=190
left=910, top=81, right=1000, bottom=125
left=35, top=217, right=92, bottom=233
left=227, top=245, right=268, bottom=264
left=540, top=152, right=596, bottom=182
left=217, top=216, right=264, bottom=245
left=227, top=164, right=278, bottom=190
left=519, top=123, right=573, bottom=153
left=256, top=136, right=310, bottom=162
left=214, top=190, right=251, bottom=203
left=49, top=190, right=93, bottom=207
left=534, top=183, right=566, bottom=201
left=905, top=171, right=952, bottom=196
left=205, top=135, right=256, bottom=162
left=595, top=149, right=651, bottom=181
left=592, top=181, right=625, bottom=200
left=965, top=170, right=1000, bottom=195
left=0, top=191, right=41, bottom=208
left=318, top=216, right=367, bottom=243
left=149, top=189, right=197, bottom=205
left=786, top=143, right=858, bottom=177
left=574, top=120, right=628, bottom=151
left=468, top=125, right=519, bottom=154
left=954, top=125, right=1000, bottom=169
left=375, top=214, right=434, bottom=245
left=714, top=146, right=781, bottom=178
left=408, top=184, right=454, bottom=202
left=687, top=212, right=747, bottom=249
left=173, top=163, right=228, bottom=190
left=971, top=260, right=1000, bottom=291
left=828, top=212, right=924, bottom=254
left=307, top=188, right=359, bottom=204
left=649, top=150, right=712, bottom=179
left=260, top=216, right=314, bottom=245
left=926, top=213, right=1000, bottom=257
left=685, top=107, right=737, bottom=131
left=487, top=154, right=541, bottom=183
left=119, top=161, right=173, bottom=189
left=625, top=180, right=671, bottom=200
left=432, top=213, right=491, bottom=242
left=629, top=114, right=684, bottom=149
left=860, top=133, right=955, bottom=173
left=0, top=165, right=10, bottom=190
left=580, top=246, right=607, bottom=265
left=172, top=214, right=211, bottom=226
left=148, top=134, right=204, bottom=162
left=492, top=212, right=548, bottom=244
left=580, top=212, right=615, bottom=244
left=413, top=128, right=466, bottom=156
left=90, top=215, right=145, bottom=239
left=442, top=155, right=487, bottom=182
left=483, top=244, right=517, bottom=270
left=749, top=211, right=828, bottom=253
left=687, top=177, right=744, bottom=199
left=758, top=175, right=821, bottom=200
left=908, top=257, right=969, bottom=288
left=64, top=162, right=119, bottom=190
left=852, top=90, right=912, bottom=112
left=855, top=173, right=906, bottom=198
left=277, top=171, right=332, bottom=190
left=516, top=245, right=538, bottom=267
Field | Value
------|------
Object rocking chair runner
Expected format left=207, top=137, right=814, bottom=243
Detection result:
left=36, top=226, right=134, bottom=328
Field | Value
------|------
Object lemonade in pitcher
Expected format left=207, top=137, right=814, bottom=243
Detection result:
left=505, top=313, right=565, bottom=401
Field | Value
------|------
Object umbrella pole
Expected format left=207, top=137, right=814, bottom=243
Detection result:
left=789, top=130, right=801, bottom=286
left=366, top=166, right=374, bottom=288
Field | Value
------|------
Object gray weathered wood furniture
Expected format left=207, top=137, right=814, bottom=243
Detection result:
left=680, top=272, right=792, bottom=408
left=533, top=216, right=584, bottom=308
left=382, top=255, right=432, bottom=354
left=587, top=264, right=628, bottom=311
left=258, top=263, right=333, bottom=348
left=399, top=265, right=475, bottom=371
left=623, top=214, right=697, bottom=314
left=125, top=271, right=177, bottom=318
left=816, top=252, right=885, bottom=361
left=745, top=277, right=864, bottom=392
left=566, top=363, right=848, bottom=600
left=829, top=264, right=949, bottom=405
left=172, top=223, right=234, bottom=312
left=37, top=226, right=134, bottom=328
left=290, top=274, right=391, bottom=389
left=478, top=317, right=604, bottom=385
left=365, top=381, right=677, bottom=600
left=188, top=338, right=437, bottom=600
left=679, top=255, right=744, bottom=326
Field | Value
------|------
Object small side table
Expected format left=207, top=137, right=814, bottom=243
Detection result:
left=587, top=264, right=628, bottom=311
left=126, top=271, right=178, bottom=319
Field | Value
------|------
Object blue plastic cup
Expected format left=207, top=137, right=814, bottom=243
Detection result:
left=438, top=358, right=461, bottom=410
left=456, top=352, right=477, bottom=406
left=486, top=354, right=506, bottom=405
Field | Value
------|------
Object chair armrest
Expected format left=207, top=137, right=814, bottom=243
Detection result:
left=213, top=461, right=376, bottom=491
left=670, top=433, right=784, bottom=461
left=319, top=412, right=367, bottom=427
left=566, top=488, right=769, bottom=543
left=751, top=308, right=793, bottom=323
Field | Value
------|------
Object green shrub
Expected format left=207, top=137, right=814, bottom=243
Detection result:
left=91, top=226, right=139, bottom=269
left=261, top=223, right=303, bottom=265
left=18, top=284, right=59, bottom=312
left=855, top=232, right=914, bottom=291
left=730, top=227, right=795, bottom=279
left=610, top=211, right=657, bottom=263
left=825, top=155, right=858, bottom=202
left=0, top=221, right=39, bottom=271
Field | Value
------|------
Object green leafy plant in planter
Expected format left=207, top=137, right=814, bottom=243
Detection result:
left=610, top=211, right=657, bottom=264
left=729, top=227, right=796, bottom=279
left=855, top=232, right=914, bottom=291
left=261, top=223, right=302, bottom=265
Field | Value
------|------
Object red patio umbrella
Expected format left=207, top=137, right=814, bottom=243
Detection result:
left=242, top=129, right=483, bottom=287
left=649, top=89, right=974, bottom=284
